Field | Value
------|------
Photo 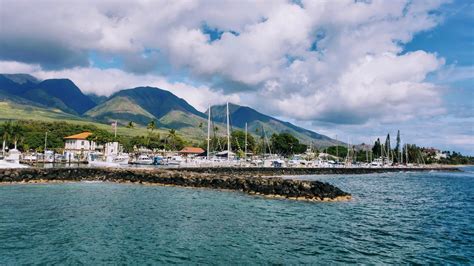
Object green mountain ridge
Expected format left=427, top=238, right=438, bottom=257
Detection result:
left=0, top=73, right=340, bottom=147
left=208, top=103, right=339, bottom=147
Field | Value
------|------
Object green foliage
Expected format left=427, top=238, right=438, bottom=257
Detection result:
left=439, top=151, right=474, bottom=165
left=0, top=120, right=187, bottom=153
left=372, top=138, right=382, bottom=158
left=164, top=129, right=185, bottom=151
left=326, top=145, right=348, bottom=159
left=270, top=132, right=307, bottom=156
left=147, top=119, right=156, bottom=131
left=231, top=130, right=256, bottom=153
left=0, top=120, right=98, bottom=152
left=87, top=130, right=114, bottom=145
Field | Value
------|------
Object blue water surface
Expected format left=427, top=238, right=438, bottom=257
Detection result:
left=1, top=168, right=473, bottom=264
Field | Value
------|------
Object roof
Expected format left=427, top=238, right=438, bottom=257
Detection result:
left=179, top=147, right=205, bottom=154
left=64, top=132, right=93, bottom=140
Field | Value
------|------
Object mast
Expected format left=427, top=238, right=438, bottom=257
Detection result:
left=336, top=134, right=338, bottom=160
left=44, top=131, right=48, bottom=152
left=226, top=102, right=231, bottom=160
left=207, top=104, right=211, bottom=160
left=245, top=122, right=248, bottom=160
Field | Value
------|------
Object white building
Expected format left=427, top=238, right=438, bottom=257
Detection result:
left=64, top=131, right=97, bottom=160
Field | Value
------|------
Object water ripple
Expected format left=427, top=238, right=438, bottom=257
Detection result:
left=0, top=168, right=473, bottom=264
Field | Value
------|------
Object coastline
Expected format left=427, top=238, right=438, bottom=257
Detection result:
left=0, top=167, right=352, bottom=202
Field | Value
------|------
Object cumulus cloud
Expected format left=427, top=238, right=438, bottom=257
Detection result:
left=0, top=0, right=450, bottom=125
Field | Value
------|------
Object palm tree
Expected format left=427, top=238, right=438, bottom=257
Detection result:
left=0, top=120, right=13, bottom=154
left=126, top=121, right=135, bottom=129
left=147, top=120, right=156, bottom=132
left=11, top=122, right=23, bottom=150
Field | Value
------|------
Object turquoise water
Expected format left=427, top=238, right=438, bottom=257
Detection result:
left=1, top=168, right=473, bottom=264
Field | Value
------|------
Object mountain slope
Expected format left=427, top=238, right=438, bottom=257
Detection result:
left=85, top=86, right=215, bottom=139
left=86, top=86, right=206, bottom=124
left=0, top=75, right=97, bottom=115
left=209, top=103, right=339, bottom=147
left=0, top=73, right=39, bottom=95
left=85, top=96, right=156, bottom=125
left=110, top=87, right=205, bottom=119
left=25, top=79, right=97, bottom=114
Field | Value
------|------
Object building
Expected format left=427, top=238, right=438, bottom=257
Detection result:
left=179, top=147, right=205, bottom=157
left=64, top=131, right=97, bottom=160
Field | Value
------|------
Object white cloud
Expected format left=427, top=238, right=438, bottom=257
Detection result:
left=0, top=0, right=450, bottom=124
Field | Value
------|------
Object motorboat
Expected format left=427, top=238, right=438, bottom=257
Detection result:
left=0, top=149, right=28, bottom=168
left=113, top=154, right=130, bottom=165
left=132, top=154, right=154, bottom=165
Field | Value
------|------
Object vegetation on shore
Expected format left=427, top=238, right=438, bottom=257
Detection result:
left=0, top=120, right=472, bottom=164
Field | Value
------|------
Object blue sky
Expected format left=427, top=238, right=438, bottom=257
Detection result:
left=0, top=0, right=472, bottom=154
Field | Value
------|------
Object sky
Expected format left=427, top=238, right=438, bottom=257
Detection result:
left=0, top=0, right=472, bottom=154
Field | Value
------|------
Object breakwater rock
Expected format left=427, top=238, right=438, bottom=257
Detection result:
left=177, top=166, right=461, bottom=176
left=0, top=168, right=351, bottom=202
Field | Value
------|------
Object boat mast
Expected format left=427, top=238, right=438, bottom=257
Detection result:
left=44, top=131, right=48, bottom=152
left=226, top=102, right=231, bottom=161
left=245, top=122, right=248, bottom=160
left=207, top=104, right=211, bottom=160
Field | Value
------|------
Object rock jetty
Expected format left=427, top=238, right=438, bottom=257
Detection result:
left=0, top=168, right=351, bottom=202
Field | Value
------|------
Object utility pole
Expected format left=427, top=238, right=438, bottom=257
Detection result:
left=44, top=131, right=48, bottom=152
left=226, top=102, right=231, bottom=161
left=207, top=104, right=211, bottom=160
left=44, top=131, right=48, bottom=163
left=245, top=122, right=248, bottom=160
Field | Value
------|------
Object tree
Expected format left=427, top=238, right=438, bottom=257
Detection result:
left=395, top=130, right=401, bottom=162
left=0, top=120, right=13, bottom=152
left=147, top=120, right=156, bottom=132
left=126, top=121, right=135, bottom=129
left=372, top=138, right=381, bottom=158
left=11, top=122, right=24, bottom=149
left=385, top=134, right=391, bottom=155
left=87, top=130, right=114, bottom=145
left=326, top=145, right=348, bottom=159
left=230, top=130, right=256, bottom=154
left=166, top=129, right=185, bottom=151
left=270, top=133, right=306, bottom=156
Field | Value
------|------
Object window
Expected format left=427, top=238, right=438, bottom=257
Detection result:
left=81, top=141, right=84, bottom=146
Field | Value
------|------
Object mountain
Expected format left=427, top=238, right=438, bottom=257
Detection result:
left=0, top=73, right=340, bottom=146
left=85, top=87, right=210, bottom=134
left=208, top=103, right=339, bottom=147
left=87, top=93, right=109, bottom=105
left=0, top=74, right=39, bottom=95
left=23, top=79, right=96, bottom=114
left=0, top=74, right=97, bottom=115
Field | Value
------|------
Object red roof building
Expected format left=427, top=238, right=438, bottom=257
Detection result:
left=179, top=147, right=205, bottom=156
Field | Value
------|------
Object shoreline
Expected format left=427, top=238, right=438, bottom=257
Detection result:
left=0, top=168, right=352, bottom=202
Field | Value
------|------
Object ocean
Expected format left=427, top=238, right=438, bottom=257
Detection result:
left=1, top=167, right=473, bottom=264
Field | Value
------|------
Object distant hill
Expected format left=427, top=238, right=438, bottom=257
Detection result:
left=0, top=73, right=39, bottom=95
left=208, top=103, right=339, bottom=147
left=26, top=79, right=96, bottom=114
left=0, top=74, right=96, bottom=115
left=85, top=87, right=211, bottom=136
left=0, top=73, right=340, bottom=147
